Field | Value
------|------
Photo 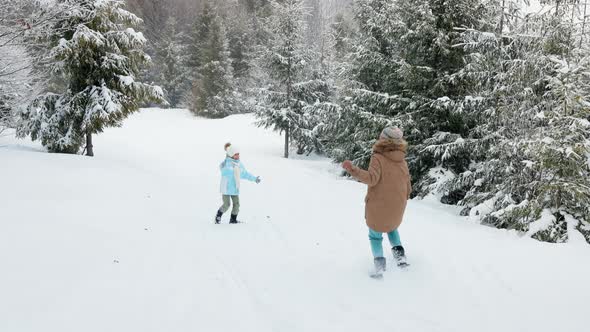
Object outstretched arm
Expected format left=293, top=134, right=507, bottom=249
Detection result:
left=343, top=156, right=382, bottom=187
left=240, top=163, right=258, bottom=182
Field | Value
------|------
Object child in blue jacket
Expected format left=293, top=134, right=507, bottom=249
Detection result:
left=215, top=143, right=261, bottom=224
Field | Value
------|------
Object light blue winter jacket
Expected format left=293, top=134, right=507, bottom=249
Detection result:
left=219, top=157, right=257, bottom=195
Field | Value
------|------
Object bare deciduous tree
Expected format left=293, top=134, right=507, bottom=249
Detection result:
left=0, top=0, right=79, bottom=133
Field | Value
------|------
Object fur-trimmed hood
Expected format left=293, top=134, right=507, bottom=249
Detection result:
left=373, top=139, right=407, bottom=162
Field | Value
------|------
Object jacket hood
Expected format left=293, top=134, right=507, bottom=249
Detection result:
left=373, top=139, right=407, bottom=162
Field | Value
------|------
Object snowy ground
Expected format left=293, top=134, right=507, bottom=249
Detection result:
left=1, top=108, right=589, bottom=332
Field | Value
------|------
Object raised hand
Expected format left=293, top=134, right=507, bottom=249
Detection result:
left=342, top=160, right=354, bottom=172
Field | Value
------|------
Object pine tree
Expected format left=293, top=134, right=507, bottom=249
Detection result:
left=321, top=0, right=489, bottom=176
left=125, top=0, right=171, bottom=85
left=185, top=1, right=235, bottom=118
left=226, top=6, right=253, bottom=81
left=186, top=3, right=214, bottom=73
left=322, top=0, right=427, bottom=167
left=330, top=12, right=356, bottom=60
left=305, top=0, right=323, bottom=49
left=423, top=1, right=590, bottom=244
left=157, top=16, right=186, bottom=107
left=255, top=0, right=311, bottom=158
left=291, top=2, right=342, bottom=156
left=241, top=0, right=271, bottom=13
left=16, top=0, right=164, bottom=156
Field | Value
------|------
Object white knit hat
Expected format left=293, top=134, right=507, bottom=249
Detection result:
left=380, top=127, right=403, bottom=140
left=226, top=145, right=240, bottom=157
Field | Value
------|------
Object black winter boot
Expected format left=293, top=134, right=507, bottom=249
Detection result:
left=392, top=246, right=409, bottom=268
left=370, top=257, right=386, bottom=279
left=229, top=214, right=240, bottom=224
left=215, top=210, right=223, bottom=224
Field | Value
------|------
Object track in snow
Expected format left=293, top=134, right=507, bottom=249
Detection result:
left=1, top=108, right=589, bottom=332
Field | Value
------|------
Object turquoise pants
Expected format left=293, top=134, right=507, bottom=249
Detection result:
left=369, top=228, right=402, bottom=258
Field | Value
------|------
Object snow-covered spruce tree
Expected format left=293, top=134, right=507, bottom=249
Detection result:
left=156, top=16, right=186, bottom=107
left=305, top=0, right=323, bottom=49
left=285, top=0, right=341, bottom=155
left=328, top=0, right=464, bottom=166
left=256, top=0, right=323, bottom=158
left=241, top=0, right=274, bottom=102
left=295, top=9, right=357, bottom=151
left=124, top=0, right=171, bottom=86
left=240, top=0, right=271, bottom=13
left=241, top=0, right=273, bottom=44
left=226, top=8, right=253, bottom=82
left=320, top=0, right=403, bottom=167
left=184, top=2, right=213, bottom=95
left=221, top=0, right=260, bottom=114
left=394, top=0, right=491, bottom=190
left=321, top=0, right=490, bottom=178
left=16, top=0, right=164, bottom=156
left=288, top=59, right=336, bottom=155
left=425, top=2, right=590, bottom=244
left=330, top=11, right=357, bottom=61
left=185, top=1, right=236, bottom=118
left=294, top=6, right=358, bottom=157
